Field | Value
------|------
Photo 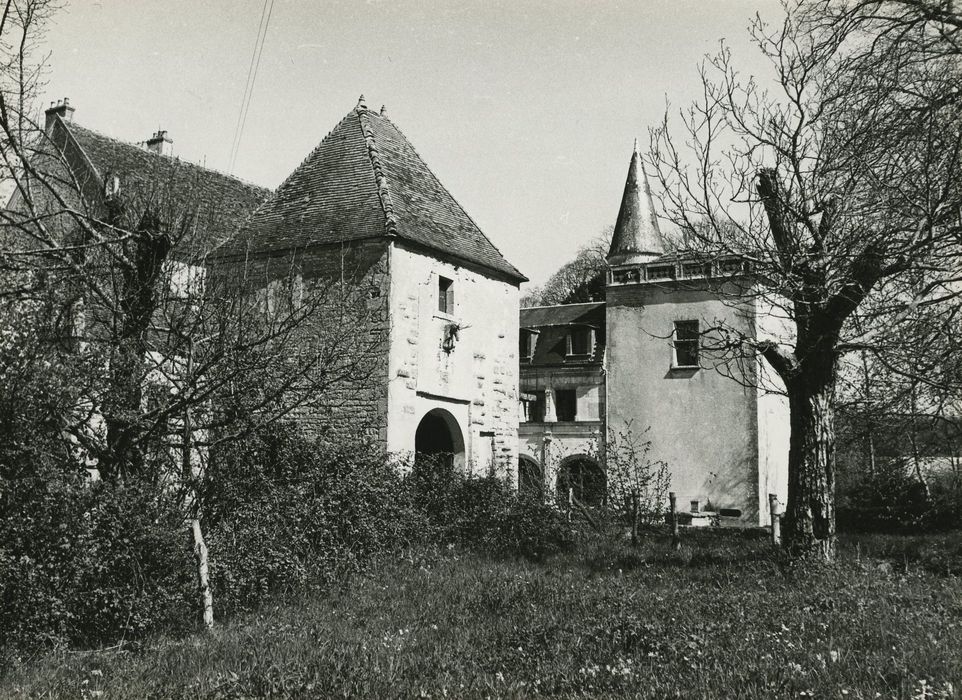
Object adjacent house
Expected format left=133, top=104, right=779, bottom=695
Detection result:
left=11, top=97, right=526, bottom=479
left=519, top=142, right=790, bottom=526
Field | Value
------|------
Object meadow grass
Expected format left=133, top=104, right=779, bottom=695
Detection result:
left=2, top=530, right=960, bottom=699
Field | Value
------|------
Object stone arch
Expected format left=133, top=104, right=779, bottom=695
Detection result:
left=518, top=455, right=544, bottom=500
left=414, top=407, right=465, bottom=474
left=556, top=454, right=606, bottom=507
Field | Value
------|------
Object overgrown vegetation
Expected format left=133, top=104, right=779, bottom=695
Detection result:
left=3, top=530, right=959, bottom=699
left=0, top=425, right=575, bottom=658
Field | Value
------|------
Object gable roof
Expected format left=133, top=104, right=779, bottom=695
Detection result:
left=225, top=101, right=526, bottom=282
left=50, top=116, right=270, bottom=257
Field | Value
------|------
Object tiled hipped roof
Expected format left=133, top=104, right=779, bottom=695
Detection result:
left=56, top=119, right=270, bottom=255
left=228, top=104, right=526, bottom=282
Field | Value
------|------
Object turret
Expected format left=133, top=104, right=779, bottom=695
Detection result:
left=606, top=139, right=664, bottom=266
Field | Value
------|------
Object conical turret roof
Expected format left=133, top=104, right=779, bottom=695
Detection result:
left=607, top=139, right=664, bottom=265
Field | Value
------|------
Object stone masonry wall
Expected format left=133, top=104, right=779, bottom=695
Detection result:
left=228, top=239, right=391, bottom=452
left=386, top=243, right=520, bottom=479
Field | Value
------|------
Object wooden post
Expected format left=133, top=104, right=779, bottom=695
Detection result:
left=769, top=493, right=781, bottom=546
left=567, top=487, right=574, bottom=522
left=192, top=518, right=214, bottom=629
left=669, top=491, right=680, bottom=550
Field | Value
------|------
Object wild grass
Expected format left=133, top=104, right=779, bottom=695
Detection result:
left=2, top=530, right=960, bottom=699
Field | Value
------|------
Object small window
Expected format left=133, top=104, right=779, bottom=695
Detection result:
left=523, top=391, right=546, bottom=422
left=555, top=389, right=577, bottom=422
left=567, top=327, right=592, bottom=357
left=673, top=320, right=700, bottom=367
left=519, top=330, right=537, bottom=362
left=438, top=276, right=454, bottom=314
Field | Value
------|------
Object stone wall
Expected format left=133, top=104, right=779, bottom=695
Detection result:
left=386, top=243, right=520, bottom=478
left=227, top=239, right=392, bottom=451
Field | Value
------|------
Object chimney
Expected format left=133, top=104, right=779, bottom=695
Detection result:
left=44, top=97, right=75, bottom=133
left=146, top=129, right=173, bottom=156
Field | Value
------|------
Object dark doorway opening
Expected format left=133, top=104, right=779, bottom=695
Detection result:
left=556, top=456, right=606, bottom=506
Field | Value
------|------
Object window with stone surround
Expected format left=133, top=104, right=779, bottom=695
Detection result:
left=555, top=389, right=577, bottom=422
left=522, top=390, right=546, bottom=422
left=438, top=275, right=454, bottom=315
left=673, top=320, right=700, bottom=368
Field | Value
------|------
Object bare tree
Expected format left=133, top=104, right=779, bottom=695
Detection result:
left=522, top=227, right=612, bottom=307
left=0, top=0, right=387, bottom=625
left=650, top=0, right=962, bottom=559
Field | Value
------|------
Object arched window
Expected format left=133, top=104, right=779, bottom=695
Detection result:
left=556, top=455, right=606, bottom=507
left=518, top=456, right=544, bottom=500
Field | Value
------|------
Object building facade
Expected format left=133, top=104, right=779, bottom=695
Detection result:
left=519, top=143, right=789, bottom=526
left=224, top=97, right=527, bottom=477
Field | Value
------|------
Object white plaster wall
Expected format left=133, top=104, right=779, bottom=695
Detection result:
left=753, top=291, right=792, bottom=525
left=386, top=243, right=520, bottom=477
left=606, top=284, right=761, bottom=522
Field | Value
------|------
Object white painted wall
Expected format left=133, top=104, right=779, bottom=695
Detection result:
left=606, top=283, right=763, bottom=522
left=386, top=243, right=520, bottom=477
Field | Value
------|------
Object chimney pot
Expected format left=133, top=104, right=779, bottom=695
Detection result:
left=146, top=129, right=173, bottom=156
left=44, top=96, right=75, bottom=133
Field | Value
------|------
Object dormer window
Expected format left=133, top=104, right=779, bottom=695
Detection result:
left=566, top=327, right=593, bottom=358
left=438, top=276, right=454, bottom=315
left=519, top=329, right=537, bottom=362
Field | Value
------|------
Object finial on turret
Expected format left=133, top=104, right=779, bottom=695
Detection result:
left=356, top=94, right=367, bottom=111
left=633, top=137, right=639, bottom=154
left=380, top=104, right=388, bottom=117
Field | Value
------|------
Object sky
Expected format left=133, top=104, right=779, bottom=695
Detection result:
left=42, top=0, right=782, bottom=288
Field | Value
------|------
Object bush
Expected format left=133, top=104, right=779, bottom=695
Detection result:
left=403, top=455, right=574, bottom=560
left=200, top=426, right=424, bottom=616
left=837, top=458, right=962, bottom=533
left=0, top=473, right=193, bottom=655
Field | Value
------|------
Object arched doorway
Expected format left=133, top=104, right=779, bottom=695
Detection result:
left=556, top=455, right=606, bottom=507
left=518, top=455, right=544, bottom=501
left=414, top=407, right=465, bottom=473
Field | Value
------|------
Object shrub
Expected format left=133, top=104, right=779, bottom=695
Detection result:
left=0, top=473, right=193, bottom=654
left=200, top=426, right=424, bottom=617
left=837, top=457, right=962, bottom=533
left=402, top=456, right=574, bottom=560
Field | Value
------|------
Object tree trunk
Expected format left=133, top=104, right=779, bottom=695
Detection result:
left=783, top=381, right=837, bottom=561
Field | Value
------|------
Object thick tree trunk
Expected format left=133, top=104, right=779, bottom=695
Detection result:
left=783, top=380, right=837, bottom=561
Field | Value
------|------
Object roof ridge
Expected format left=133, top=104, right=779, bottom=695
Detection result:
left=66, top=121, right=269, bottom=194
left=357, top=109, right=399, bottom=236
left=381, top=115, right=523, bottom=280
left=521, top=301, right=606, bottom=310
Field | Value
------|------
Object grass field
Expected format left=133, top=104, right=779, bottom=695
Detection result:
left=2, top=530, right=961, bottom=699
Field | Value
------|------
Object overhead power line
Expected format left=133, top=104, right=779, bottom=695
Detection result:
left=228, top=0, right=275, bottom=174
